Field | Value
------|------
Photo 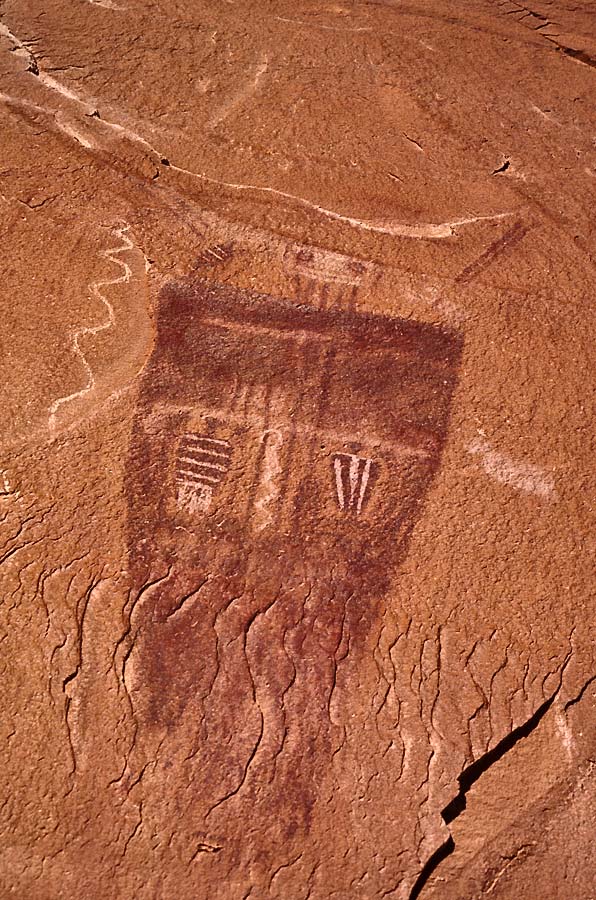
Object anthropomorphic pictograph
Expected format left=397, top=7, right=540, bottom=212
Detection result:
left=124, top=277, right=462, bottom=893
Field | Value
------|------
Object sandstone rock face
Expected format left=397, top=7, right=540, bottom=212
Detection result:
left=0, top=1, right=594, bottom=898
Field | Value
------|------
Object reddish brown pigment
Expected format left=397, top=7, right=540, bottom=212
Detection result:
left=124, top=278, right=461, bottom=857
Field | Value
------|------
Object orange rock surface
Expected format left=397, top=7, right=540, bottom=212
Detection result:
left=1, top=1, right=594, bottom=897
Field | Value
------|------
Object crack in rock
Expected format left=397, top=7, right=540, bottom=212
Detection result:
left=409, top=665, right=571, bottom=899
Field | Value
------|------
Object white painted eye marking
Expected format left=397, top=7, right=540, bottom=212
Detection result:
left=333, top=453, right=374, bottom=514
left=175, top=434, right=232, bottom=513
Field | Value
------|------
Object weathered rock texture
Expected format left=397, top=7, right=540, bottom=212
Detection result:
left=0, top=1, right=594, bottom=898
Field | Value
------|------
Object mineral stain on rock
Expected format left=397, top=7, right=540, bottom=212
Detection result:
left=125, top=276, right=462, bottom=853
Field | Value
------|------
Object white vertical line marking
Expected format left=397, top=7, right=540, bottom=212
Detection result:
left=348, top=456, right=360, bottom=508
left=334, top=457, right=345, bottom=510
left=356, top=458, right=372, bottom=513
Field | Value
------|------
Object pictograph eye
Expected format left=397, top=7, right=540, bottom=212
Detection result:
left=175, top=434, right=232, bottom=515
left=332, top=452, right=375, bottom=514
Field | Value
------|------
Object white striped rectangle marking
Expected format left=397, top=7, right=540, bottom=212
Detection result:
left=176, top=434, right=232, bottom=513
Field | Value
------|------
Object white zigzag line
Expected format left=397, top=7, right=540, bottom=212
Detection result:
left=48, top=226, right=133, bottom=432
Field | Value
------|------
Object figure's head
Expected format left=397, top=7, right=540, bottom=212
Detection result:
left=127, top=278, right=462, bottom=586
